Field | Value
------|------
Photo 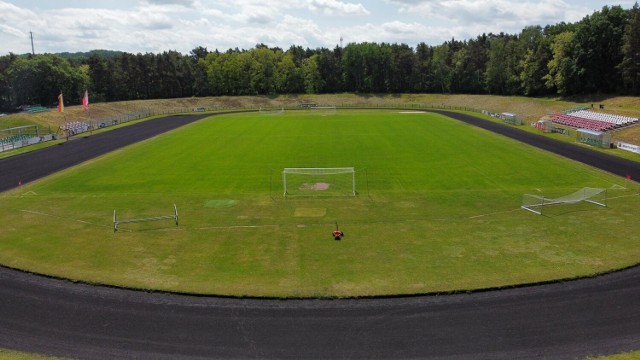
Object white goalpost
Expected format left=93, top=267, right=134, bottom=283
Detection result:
left=283, top=167, right=356, bottom=197
left=521, top=187, right=607, bottom=215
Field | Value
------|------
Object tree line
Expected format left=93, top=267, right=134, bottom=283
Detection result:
left=0, top=4, right=638, bottom=112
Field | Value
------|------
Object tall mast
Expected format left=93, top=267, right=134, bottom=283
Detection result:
left=30, top=31, right=35, bottom=55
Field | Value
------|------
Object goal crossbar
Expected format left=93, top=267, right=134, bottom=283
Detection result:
left=283, top=167, right=355, bottom=175
left=521, top=187, right=607, bottom=215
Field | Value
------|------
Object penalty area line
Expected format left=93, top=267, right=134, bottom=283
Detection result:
left=18, top=209, right=111, bottom=228
left=468, top=208, right=521, bottom=219
left=196, top=224, right=280, bottom=230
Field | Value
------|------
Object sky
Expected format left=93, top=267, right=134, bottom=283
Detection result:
left=0, top=0, right=635, bottom=55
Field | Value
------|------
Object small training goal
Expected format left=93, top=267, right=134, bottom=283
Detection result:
left=283, top=167, right=356, bottom=197
left=521, top=187, right=607, bottom=215
left=113, top=204, right=179, bottom=232
left=309, top=106, right=337, bottom=115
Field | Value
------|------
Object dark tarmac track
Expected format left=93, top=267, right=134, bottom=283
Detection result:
left=0, top=111, right=639, bottom=359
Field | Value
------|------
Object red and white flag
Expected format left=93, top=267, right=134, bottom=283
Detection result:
left=82, top=90, right=89, bottom=112
left=57, top=93, right=64, bottom=112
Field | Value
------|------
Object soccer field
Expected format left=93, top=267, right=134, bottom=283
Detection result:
left=1, top=110, right=639, bottom=297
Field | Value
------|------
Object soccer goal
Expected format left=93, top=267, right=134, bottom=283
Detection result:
left=521, top=187, right=607, bottom=215
left=259, top=107, right=285, bottom=115
left=283, top=167, right=356, bottom=197
left=309, top=106, right=337, bottom=116
left=113, top=204, right=179, bottom=232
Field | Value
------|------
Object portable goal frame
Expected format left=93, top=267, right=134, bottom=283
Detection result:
left=521, top=187, right=607, bottom=215
left=113, top=204, right=179, bottom=232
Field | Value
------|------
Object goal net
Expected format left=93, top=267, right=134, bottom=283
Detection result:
left=521, top=187, right=607, bottom=215
left=283, top=167, right=356, bottom=197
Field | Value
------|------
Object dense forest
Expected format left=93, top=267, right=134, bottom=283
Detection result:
left=0, top=4, right=638, bottom=112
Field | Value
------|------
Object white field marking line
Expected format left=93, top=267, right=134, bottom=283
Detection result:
left=18, top=209, right=110, bottom=228
left=607, top=193, right=639, bottom=200
left=122, top=223, right=310, bottom=232
left=468, top=208, right=521, bottom=219
left=196, top=224, right=280, bottom=230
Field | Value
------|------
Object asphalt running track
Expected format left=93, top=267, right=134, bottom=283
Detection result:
left=0, top=111, right=639, bottom=359
left=0, top=114, right=210, bottom=193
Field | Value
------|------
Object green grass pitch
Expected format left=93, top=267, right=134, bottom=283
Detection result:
left=1, top=109, right=639, bottom=297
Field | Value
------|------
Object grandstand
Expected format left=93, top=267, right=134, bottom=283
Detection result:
left=60, top=121, right=92, bottom=135
left=551, top=109, right=638, bottom=132
left=0, top=134, right=30, bottom=146
left=571, top=110, right=637, bottom=126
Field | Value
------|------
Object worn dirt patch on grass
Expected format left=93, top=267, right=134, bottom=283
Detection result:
left=300, top=182, right=330, bottom=191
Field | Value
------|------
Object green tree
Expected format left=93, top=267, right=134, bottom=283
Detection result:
left=301, top=54, right=323, bottom=93
left=202, top=51, right=225, bottom=95
left=447, top=36, right=489, bottom=94
left=0, top=53, right=18, bottom=111
left=86, top=54, right=109, bottom=102
left=190, top=47, right=211, bottom=96
left=572, top=5, right=627, bottom=93
left=414, top=42, right=434, bottom=92
left=276, top=52, right=304, bottom=93
left=619, top=2, right=640, bottom=94
left=431, top=43, right=451, bottom=93
left=250, top=47, right=279, bottom=94
left=518, top=26, right=552, bottom=96
left=389, top=43, right=416, bottom=93
left=544, top=31, right=576, bottom=95
left=341, top=42, right=394, bottom=92
left=485, top=34, right=521, bottom=95
left=315, top=47, right=342, bottom=93
left=7, top=54, right=89, bottom=107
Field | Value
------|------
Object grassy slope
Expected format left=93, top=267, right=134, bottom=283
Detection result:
left=2, top=93, right=639, bottom=139
left=1, top=110, right=638, bottom=297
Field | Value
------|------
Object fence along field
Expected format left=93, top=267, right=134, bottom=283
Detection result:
left=0, top=109, right=639, bottom=297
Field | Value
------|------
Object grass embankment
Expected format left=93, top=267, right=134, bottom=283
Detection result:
left=1, top=110, right=638, bottom=298
left=3, top=93, right=640, bottom=137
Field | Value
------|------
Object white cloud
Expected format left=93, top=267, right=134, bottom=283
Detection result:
left=337, top=20, right=454, bottom=46
left=383, top=0, right=587, bottom=43
left=0, top=2, right=33, bottom=41
left=308, top=0, right=370, bottom=15
left=0, top=0, right=633, bottom=55
left=276, top=15, right=325, bottom=47
left=141, top=0, right=196, bottom=6
left=388, top=0, right=600, bottom=30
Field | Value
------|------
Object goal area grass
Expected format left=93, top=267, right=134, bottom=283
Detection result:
left=1, top=109, right=639, bottom=298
